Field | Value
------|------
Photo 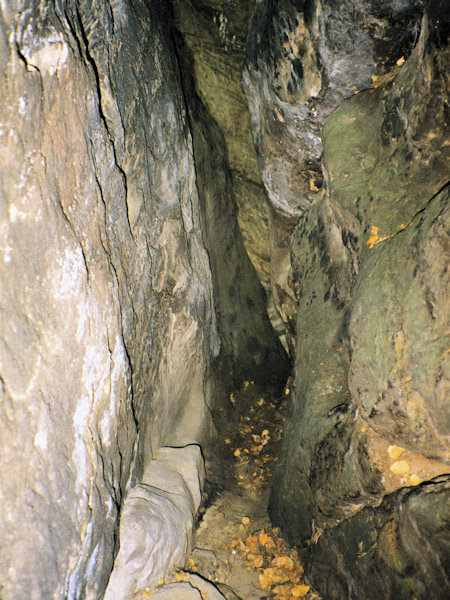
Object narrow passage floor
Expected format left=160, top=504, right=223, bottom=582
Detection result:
left=164, top=380, right=322, bottom=600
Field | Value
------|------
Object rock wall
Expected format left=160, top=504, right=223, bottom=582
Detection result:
left=171, top=0, right=272, bottom=290
left=0, top=1, right=286, bottom=598
left=243, top=0, right=426, bottom=352
left=244, top=1, right=449, bottom=598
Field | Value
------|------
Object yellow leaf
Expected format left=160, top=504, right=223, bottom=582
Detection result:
left=142, top=591, right=151, bottom=598
left=259, top=572, right=273, bottom=590
left=262, top=429, right=270, bottom=438
left=253, top=554, right=264, bottom=568
left=388, top=445, right=405, bottom=459
left=272, top=555, right=290, bottom=567
left=292, top=584, right=310, bottom=597
left=409, top=474, right=421, bottom=486
left=262, top=567, right=286, bottom=584
left=259, top=530, right=269, bottom=545
left=309, top=178, right=320, bottom=192
left=234, top=448, right=241, bottom=457
left=225, top=438, right=231, bottom=444
left=396, top=56, right=405, bottom=66
left=230, top=392, right=236, bottom=404
left=390, top=460, right=410, bottom=476
left=241, top=516, right=250, bottom=526
left=272, top=584, right=292, bottom=596
left=366, top=225, right=379, bottom=248
left=246, top=534, right=259, bottom=554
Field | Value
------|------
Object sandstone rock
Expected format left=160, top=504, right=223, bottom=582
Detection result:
left=104, top=446, right=205, bottom=599
left=0, top=1, right=285, bottom=598
left=267, top=5, right=449, bottom=598
left=243, top=0, right=424, bottom=349
left=171, top=0, right=272, bottom=290
left=147, top=583, right=203, bottom=600
left=173, top=29, right=289, bottom=388
left=139, top=573, right=229, bottom=600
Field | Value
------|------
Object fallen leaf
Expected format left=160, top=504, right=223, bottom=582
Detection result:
left=234, top=448, right=241, bottom=457
left=261, top=567, right=287, bottom=584
left=246, top=534, right=259, bottom=554
left=259, top=572, right=273, bottom=590
left=142, top=591, right=151, bottom=598
left=388, top=445, right=405, bottom=459
left=241, top=516, right=250, bottom=526
left=396, top=56, right=405, bottom=66
left=409, top=474, right=421, bottom=486
left=309, top=178, right=320, bottom=192
left=366, top=225, right=379, bottom=248
left=292, top=583, right=310, bottom=597
left=259, top=530, right=269, bottom=546
left=253, top=554, right=264, bottom=568
left=390, top=460, right=410, bottom=476
left=272, top=583, right=292, bottom=596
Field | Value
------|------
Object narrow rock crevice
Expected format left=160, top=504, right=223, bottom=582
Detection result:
left=0, top=2, right=448, bottom=600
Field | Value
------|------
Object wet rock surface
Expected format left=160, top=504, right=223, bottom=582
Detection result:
left=0, top=0, right=448, bottom=598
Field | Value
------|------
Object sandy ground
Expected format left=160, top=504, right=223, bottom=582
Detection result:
left=180, top=380, right=322, bottom=600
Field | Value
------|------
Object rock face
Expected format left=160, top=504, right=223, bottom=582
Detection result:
left=243, top=2, right=450, bottom=598
left=104, top=445, right=205, bottom=599
left=0, top=1, right=287, bottom=599
left=243, top=0, right=426, bottom=352
left=171, top=0, right=272, bottom=290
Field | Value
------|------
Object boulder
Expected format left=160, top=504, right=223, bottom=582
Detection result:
left=243, top=0, right=425, bottom=351
left=104, top=446, right=205, bottom=599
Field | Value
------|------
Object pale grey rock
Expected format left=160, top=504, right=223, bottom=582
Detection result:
left=104, top=446, right=205, bottom=599
left=0, top=1, right=285, bottom=599
left=145, top=575, right=228, bottom=600
left=148, top=583, right=202, bottom=600
left=188, top=573, right=229, bottom=600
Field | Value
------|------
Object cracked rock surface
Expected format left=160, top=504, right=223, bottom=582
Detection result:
left=0, top=2, right=287, bottom=598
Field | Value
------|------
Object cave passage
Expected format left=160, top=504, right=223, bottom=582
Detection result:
left=0, top=2, right=448, bottom=600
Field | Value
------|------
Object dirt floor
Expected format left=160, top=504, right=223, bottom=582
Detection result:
left=173, top=380, right=322, bottom=600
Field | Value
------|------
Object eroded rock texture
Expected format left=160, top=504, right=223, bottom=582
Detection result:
left=171, top=0, right=272, bottom=290
left=0, top=1, right=286, bottom=598
left=243, top=0, right=426, bottom=352
left=246, top=2, right=450, bottom=598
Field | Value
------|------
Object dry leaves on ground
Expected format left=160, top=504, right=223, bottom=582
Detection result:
left=228, top=526, right=321, bottom=600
